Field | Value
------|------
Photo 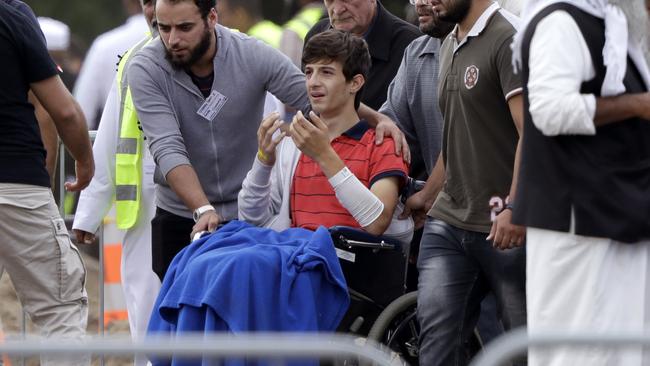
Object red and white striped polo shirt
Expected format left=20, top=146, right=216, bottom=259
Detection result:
left=290, top=121, right=408, bottom=230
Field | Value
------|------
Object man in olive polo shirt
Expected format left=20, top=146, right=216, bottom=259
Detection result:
left=416, top=0, right=526, bottom=364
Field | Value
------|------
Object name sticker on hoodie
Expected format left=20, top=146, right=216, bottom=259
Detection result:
left=197, top=90, right=228, bottom=121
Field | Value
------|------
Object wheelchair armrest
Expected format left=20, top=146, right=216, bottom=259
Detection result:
left=190, top=222, right=230, bottom=242
left=329, top=226, right=402, bottom=251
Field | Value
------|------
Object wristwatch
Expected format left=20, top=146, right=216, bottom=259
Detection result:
left=193, top=204, right=215, bottom=222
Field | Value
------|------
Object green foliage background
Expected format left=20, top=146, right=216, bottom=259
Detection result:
left=24, top=0, right=409, bottom=54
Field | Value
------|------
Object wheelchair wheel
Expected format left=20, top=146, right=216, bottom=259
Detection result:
left=367, top=291, right=419, bottom=365
left=367, top=291, right=484, bottom=365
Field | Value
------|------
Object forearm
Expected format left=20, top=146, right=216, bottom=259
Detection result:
left=421, top=154, right=445, bottom=204
left=53, top=101, right=93, bottom=165
left=363, top=210, right=391, bottom=235
left=594, top=93, right=649, bottom=126
left=314, top=148, right=346, bottom=178
left=321, top=149, right=394, bottom=235
left=508, top=138, right=522, bottom=201
left=507, top=95, right=524, bottom=202
left=238, top=158, right=275, bottom=225
left=327, top=166, right=386, bottom=234
left=166, top=164, right=211, bottom=211
left=34, top=103, right=59, bottom=180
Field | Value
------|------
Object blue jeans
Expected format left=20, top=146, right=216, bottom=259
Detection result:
left=417, top=219, right=526, bottom=366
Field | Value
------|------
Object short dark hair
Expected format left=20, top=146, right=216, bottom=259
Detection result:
left=302, top=30, right=371, bottom=109
left=162, top=0, right=215, bottom=19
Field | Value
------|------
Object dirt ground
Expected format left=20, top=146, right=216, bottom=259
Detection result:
left=0, top=253, right=133, bottom=366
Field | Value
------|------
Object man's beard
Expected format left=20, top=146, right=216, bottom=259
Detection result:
left=439, top=0, right=472, bottom=24
left=419, top=5, right=456, bottom=38
left=164, top=24, right=213, bottom=70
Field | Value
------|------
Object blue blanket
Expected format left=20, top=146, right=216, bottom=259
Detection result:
left=147, top=220, right=349, bottom=365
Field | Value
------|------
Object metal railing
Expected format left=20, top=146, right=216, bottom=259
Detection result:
left=470, top=327, right=650, bottom=366
left=22, top=134, right=650, bottom=366
left=0, top=333, right=403, bottom=366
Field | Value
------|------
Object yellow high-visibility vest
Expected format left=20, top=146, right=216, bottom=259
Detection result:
left=284, top=6, right=324, bottom=41
left=248, top=20, right=283, bottom=49
left=114, top=36, right=152, bottom=229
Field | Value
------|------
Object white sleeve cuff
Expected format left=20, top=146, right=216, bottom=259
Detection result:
left=582, top=93, right=597, bottom=122
left=576, top=93, right=597, bottom=135
left=505, top=87, right=523, bottom=101
left=568, top=93, right=597, bottom=135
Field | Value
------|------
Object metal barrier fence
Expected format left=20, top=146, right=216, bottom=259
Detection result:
left=470, top=327, right=650, bottom=366
left=0, top=333, right=403, bottom=366
left=13, top=134, right=649, bottom=366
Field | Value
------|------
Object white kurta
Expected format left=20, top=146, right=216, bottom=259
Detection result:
left=73, top=82, right=159, bottom=366
left=526, top=9, right=650, bottom=366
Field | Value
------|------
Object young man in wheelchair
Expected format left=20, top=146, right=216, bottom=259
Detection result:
left=238, top=29, right=413, bottom=243
left=146, top=31, right=414, bottom=365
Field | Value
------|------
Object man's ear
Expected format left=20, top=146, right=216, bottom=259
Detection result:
left=350, top=74, right=365, bottom=94
left=208, top=8, right=218, bottom=28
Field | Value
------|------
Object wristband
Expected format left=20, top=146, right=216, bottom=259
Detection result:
left=257, top=149, right=271, bottom=164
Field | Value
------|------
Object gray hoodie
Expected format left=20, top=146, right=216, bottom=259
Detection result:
left=128, top=24, right=310, bottom=220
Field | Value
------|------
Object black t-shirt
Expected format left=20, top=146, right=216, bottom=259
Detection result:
left=188, top=71, right=214, bottom=98
left=2, top=0, right=40, bottom=31
left=0, top=2, right=58, bottom=187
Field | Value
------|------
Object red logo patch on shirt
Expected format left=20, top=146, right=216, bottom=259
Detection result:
left=464, top=65, right=479, bottom=89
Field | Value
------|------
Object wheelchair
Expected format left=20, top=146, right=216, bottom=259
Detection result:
left=325, top=177, right=422, bottom=365
left=191, top=178, right=481, bottom=365
left=328, top=179, right=483, bottom=365
left=328, top=225, right=420, bottom=365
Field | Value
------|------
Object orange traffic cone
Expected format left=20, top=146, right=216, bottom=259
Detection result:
left=0, top=324, right=11, bottom=366
left=101, top=205, right=128, bottom=327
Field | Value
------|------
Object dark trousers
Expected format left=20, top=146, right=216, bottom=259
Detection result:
left=416, top=218, right=526, bottom=366
left=151, top=207, right=195, bottom=281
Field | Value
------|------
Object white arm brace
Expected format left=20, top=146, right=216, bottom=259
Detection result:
left=328, top=166, right=384, bottom=228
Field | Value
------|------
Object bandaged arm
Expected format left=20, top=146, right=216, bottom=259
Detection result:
left=328, top=166, right=399, bottom=236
